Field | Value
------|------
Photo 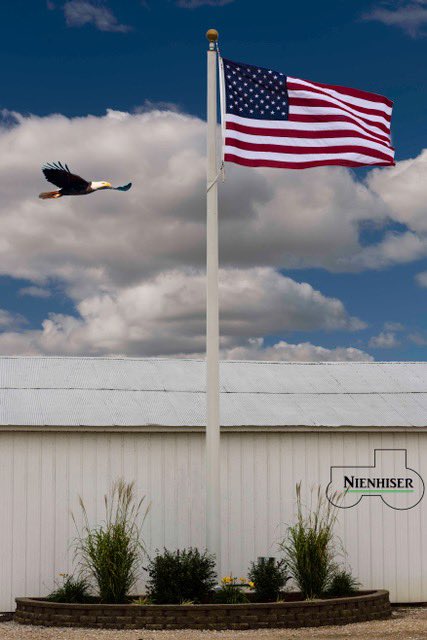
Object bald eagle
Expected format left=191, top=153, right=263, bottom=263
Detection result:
left=39, top=162, right=132, bottom=199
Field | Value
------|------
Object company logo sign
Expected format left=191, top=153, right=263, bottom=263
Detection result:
left=326, top=449, right=424, bottom=510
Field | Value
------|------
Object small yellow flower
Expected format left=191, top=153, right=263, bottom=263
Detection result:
left=248, top=581, right=255, bottom=589
left=239, top=577, right=246, bottom=583
left=221, top=576, right=232, bottom=584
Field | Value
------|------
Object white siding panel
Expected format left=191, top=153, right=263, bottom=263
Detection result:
left=12, top=438, right=27, bottom=602
left=0, top=436, right=13, bottom=610
left=0, top=431, right=426, bottom=610
left=240, top=436, right=256, bottom=569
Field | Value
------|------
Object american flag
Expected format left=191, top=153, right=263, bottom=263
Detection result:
left=220, top=58, right=394, bottom=169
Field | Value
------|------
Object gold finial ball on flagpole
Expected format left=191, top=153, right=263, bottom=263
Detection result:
left=206, top=29, right=219, bottom=43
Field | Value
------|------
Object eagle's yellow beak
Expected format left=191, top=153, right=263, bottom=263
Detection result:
left=104, top=182, right=112, bottom=188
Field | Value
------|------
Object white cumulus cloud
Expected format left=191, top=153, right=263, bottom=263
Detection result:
left=19, top=286, right=51, bottom=299
left=369, top=331, right=399, bottom=348
left=415, top=271, right=427, bottom=287
left=0, top=107, right=410, bottom=288
left=384, top=321, right=404, bottom=332
left=63, top=1, right=131, bottom=32
left=408, top=332, right=427, bottom=345
left=0, top=106, right=421, bottom=359
left=223, top=338, right=373, bottom=362
left=0, top=310, right=26, bottom=329
left=0, top=268, right=365, bottom=357
left=363, top=1, right=427, bottom=38
left=368, top=150, right=427, bottom=232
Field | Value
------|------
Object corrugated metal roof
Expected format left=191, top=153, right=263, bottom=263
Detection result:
left=0, top=356, right=426, bottom=428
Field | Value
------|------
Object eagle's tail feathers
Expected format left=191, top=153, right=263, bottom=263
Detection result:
left=39, top=190, right=62, bottom=199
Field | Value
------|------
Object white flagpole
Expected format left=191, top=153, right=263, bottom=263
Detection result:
left=206, top=28, right=221, bottom=570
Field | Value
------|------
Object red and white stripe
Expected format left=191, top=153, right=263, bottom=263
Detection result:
left=222, top=73, right=394, bottom=170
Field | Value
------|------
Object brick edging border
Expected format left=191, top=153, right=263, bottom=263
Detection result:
left=15, top=590, right=391, bottom=630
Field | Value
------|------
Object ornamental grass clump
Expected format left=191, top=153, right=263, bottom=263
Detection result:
left=248, top=557, right=290, bottom=602
left=325, top=568, right=360, bottom=597
left=46, top=574, right=93, bottom=603
left=73, top=479, right=149, bottom=604
left=145, top=548, right=217, bottom=604
left=280, top=483, right=340, bottom=600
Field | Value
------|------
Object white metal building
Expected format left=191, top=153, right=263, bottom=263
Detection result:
left=0, top=356, right=426, bottom=610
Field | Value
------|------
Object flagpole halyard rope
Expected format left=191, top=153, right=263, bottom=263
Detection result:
left=207, top=161, right=225, bottom=193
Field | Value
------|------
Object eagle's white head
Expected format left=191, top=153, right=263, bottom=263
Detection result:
left=91, top=181, right=112, bottom=191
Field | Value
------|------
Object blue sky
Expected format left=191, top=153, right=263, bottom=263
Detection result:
left=0, top=0, right=426, bottom=360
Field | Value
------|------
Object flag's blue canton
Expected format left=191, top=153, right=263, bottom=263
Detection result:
left=223, top=58, right=289, bottom=121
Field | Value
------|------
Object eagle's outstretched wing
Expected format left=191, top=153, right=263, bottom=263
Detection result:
left=42, top=162, right=89, bottom=190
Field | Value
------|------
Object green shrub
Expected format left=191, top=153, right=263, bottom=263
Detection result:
left=73, top=479, right=149, bottom=604
left=248, top=557, right=290, bottom=602
left=213, top=576, right=249, bottom=604
left=280, top=483, right=340, bottom=599
left=145, top=548, right=217, bottom=604
left=325, top=569, right=360, bottom=597
left=46, top=574, right=92, bottom=603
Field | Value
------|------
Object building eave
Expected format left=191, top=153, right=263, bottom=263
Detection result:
left=1, top=424, right=427, bottom=434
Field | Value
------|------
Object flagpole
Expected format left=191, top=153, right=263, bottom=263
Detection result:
left=206, top=28, right=221, bottom=570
